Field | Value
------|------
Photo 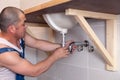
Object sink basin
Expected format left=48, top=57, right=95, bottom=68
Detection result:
left=43, top=13, right=77, bottom=33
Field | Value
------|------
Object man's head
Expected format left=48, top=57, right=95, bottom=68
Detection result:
left=0, top=7, right=27, bottom=39
left=0, top=7, right=25, bottom=32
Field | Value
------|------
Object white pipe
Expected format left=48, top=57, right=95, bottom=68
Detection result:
left=61, top=32, right=66, bottom=47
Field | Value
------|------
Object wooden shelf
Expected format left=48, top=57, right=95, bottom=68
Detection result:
left=24, top=0, right=120, bottom=23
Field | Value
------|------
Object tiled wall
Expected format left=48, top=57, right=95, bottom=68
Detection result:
left=36, top=18, right=120, bottom=80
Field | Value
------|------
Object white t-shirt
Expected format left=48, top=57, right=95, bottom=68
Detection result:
left=0, top=38, right=22, bottom=80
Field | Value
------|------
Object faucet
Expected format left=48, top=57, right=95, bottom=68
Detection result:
left=68, top=40, right=94, bottom=53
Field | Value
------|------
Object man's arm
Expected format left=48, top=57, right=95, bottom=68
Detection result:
left=0, top=47, right=69, bottom=77
left=24, top=33, right=61, bottom=52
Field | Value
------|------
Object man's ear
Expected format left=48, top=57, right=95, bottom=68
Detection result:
left=7, top=25, right=16, bottom=33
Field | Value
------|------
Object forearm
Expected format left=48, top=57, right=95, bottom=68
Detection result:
left=34, top=40, right=61, bottom=51
left=8, top=46, right=68, bottom=77
left=11, top=55, right=58, bottom=77
left=25, top=33, right=61, bottom=51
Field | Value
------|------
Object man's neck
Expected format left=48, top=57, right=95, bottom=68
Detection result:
left=0, top=32, right=20, bottom=48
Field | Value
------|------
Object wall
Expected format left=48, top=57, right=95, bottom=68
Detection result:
left=36, top=18, right=120, bottom=80
left=0, top=0, right=20, bottom=12
left=116, top=16, right=120, bottom=70
left=20, top=0, right=51, bottom=10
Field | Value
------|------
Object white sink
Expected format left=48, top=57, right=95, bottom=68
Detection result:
left=43, top=13, right=77, bottom=33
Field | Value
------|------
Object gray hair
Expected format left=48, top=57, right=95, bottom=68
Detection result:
left=0, top=7, right=24, bottom=32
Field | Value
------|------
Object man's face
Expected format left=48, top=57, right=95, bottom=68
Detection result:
left=15, top=13, right=27, bottom=39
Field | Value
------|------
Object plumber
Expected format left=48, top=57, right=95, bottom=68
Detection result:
left=0, top=7, right=71, bottom=80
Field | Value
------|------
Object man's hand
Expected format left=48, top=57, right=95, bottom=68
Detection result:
left=51, top=45, right=69, bottom=60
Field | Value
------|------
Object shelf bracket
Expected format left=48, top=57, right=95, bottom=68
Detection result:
left=66, top=9, right=117, bottom=71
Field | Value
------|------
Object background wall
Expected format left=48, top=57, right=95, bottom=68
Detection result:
left=20, top=0, right=51, bottom=10
left=0, top=0, right=20, bottom=12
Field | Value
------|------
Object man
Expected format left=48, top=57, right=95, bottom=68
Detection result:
left=0, top=7, right=70, bottom=80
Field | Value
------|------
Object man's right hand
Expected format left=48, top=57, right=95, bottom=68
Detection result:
left=51, top=46, right=69, bottom=60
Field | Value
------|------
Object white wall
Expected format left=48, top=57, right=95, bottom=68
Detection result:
left=20, top=0, right=51, bottom=10
left=116, top=16, right=120, bottom=70
left=0, top=0, right=20, bottom=12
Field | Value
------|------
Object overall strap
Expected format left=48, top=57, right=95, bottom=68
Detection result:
left=20, top=39, right=25, bottom=58
left=16, top=39, right=25, bottom=80
left=0, top=48, right=20, bottom=55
